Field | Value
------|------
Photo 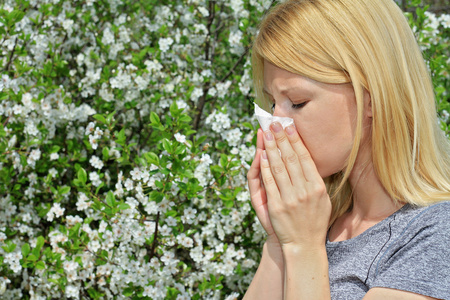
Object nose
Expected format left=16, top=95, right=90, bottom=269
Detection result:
left=272, top=103, right=289, bottom=118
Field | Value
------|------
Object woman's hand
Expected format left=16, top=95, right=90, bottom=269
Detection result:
left=247, top=128, right=279, bottom=244
left=245, top=123, right=332, bottom=300
left=259, top=122, right=331, bottom=250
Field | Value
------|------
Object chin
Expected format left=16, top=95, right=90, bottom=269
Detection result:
left=317, top=165, right=344, bottom=180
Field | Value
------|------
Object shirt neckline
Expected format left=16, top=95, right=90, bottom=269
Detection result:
left=326, top=203, right=411, bottom=246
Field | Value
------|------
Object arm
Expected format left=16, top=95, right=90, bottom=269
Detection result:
left=246, top=124, right=332, bottom=299
left=364, top=288, right=439, bottom=300
left=282, top=246, right=330, bottom=300
left=243, top=237, right=284, bottom=300
left=259, top=122, right=331, bottom=300
left=244, top=129, right=284, bottom=300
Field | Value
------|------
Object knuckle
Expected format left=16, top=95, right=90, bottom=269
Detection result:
left=271, top=204, right=287, bottom=215
left=295, top=190, right=308, bottom=201
left=285, top=201, right=299, bottom=211
left=292, top=139, right=305, bottom=149
left=271, top=165, right=285, bottom=175
left=298, top=151, right=312, bottom=162
left=264, top=174, right=276, bottom=186
left=283, top=153, right=298, bottom=165
left=275, top=134, right=288, bottom=144
left=311, top=182, right=327, bottom=195
left=261, top=161, right=271, bottom=170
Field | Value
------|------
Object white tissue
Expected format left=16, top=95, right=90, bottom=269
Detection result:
left=254, top=103, right=294, bottom=131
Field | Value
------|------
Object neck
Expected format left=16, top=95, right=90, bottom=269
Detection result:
left=348, top=156, right=403, bottom=222
left=329, top=159, right=404, bottom=242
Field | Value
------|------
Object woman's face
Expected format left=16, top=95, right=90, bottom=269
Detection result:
left=263, top=60, right=371, bottom=178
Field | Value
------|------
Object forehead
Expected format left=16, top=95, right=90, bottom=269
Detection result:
left=263, top=60, right=318, bottom=94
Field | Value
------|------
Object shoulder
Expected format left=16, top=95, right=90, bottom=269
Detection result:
left=397, top=201, right=450, bottom=236
left=369, top=201, right=450, bottom=299
left=386, top=200, right=450, bottom=255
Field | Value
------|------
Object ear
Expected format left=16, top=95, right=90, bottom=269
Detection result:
left=364, top=89, right=372, bottom=118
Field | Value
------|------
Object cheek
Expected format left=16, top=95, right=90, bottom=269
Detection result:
left=294, top=117, right=355, bottom=176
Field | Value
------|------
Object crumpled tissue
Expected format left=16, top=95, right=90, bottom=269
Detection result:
left=254, top=103, right=294, bottom=131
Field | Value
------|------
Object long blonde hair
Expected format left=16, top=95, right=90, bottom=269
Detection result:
left=252, top=0, right=450, bottom=224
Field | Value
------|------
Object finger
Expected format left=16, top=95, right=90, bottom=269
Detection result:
left=259, top=150, right=281, bottom=200
left=269, top=122, right=306, bottom=183
left=257, top=128, right=265, bottom=151
left=262, top=129, right=292, bottom=191
left=248, top=132, right=267, bottom=200
left=285, top=125, right=322, bottom=182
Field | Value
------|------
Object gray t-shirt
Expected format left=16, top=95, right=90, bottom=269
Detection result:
left=326, top=201, right=450, bottom=299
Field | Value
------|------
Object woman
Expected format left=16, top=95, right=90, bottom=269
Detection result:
left=245, top=0, right=450, bottom=299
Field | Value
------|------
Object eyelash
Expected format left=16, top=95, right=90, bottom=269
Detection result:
left=271, top=102, right=307, bottom=111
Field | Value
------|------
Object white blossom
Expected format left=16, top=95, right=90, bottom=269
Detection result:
left=50, top=152, right=59, bottom=160
left=159, top=37, right=174, bottom=53
left=102, top=27, right=115, bottom=45
left=174, top=133, right=186, bottom=143
left=89, top=155, right=104, bottom=169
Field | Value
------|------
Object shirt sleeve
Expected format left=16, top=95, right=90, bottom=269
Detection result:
left=370, top=201, right=450, bottom=299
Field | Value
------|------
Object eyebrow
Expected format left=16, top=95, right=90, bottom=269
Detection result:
left=263, top=86, right=299, bottom=96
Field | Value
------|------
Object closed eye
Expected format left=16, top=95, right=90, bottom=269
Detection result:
left=292, top=102, right=307, bottom=109
left=271, top=102, right=308, bottom=111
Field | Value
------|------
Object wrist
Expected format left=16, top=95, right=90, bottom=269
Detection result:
left=265, top=234, right=280, bottom=246
left=281, top=243, right=327, bottom=261
left=263, top=237, right=284, bottom=266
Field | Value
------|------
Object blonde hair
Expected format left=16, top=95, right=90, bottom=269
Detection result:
left=252, top=0, right=450, bottom=224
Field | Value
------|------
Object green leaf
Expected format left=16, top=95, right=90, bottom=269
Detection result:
left=34, top=236, right=45, bottom=254
left=242, top=122, right=254, bottom=131
left=170, top=101, right=180, bottom=118
left=106, top=191, right=116, bottom=208
left=27, top=254, right=38, bottom=261
left=115, top=128, right=126, bottom=146
left=50, top=145, right=61, bottom=153
left=118, top=202, right=130, bottom=210
left=93, top=114, right=106, bottom=124
left=195, top=136, right=207, bottom=146
left=35, top=261, right=46, bottom=270
left=2, top=240, right=16, bottom=253
left=150, top=112, right=161, bottom=125
left=220, top=154, right=228, bottom=167
left=123, top=287, right=134, bottom=297
left=102, top=147, right=109, bottom=160
left=106, top=111, right=116, bottom=125
left=162, top=139, right=172, bottom=153
left=144, top=152, right=159, bottom=165
left=59, top=186, right=71, bottom=195
left=77, top=168, right=87, bottom=185
left=69, top=223, right=81, bottom=239
left=21, top=243, right=31, bottom=257
left=178, top=114, right=192, bottom=123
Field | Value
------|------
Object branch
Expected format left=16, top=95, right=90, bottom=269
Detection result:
left=149, top=211, right=160, bottom=259
left=204, top=0, right=216, bottom=61
left=4, top=37, right=18, bottom=72
left=220, top=47, right=249, bottom=83
left=193, top=1, right=216, bottom=130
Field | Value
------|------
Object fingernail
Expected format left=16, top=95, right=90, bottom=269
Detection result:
left=271, top=122, right=282, bottom=133
left=262, top=150, right=267, bottom=160
left=265, top=131, right=273, bottom=141
left=285, top=125, right=296, bottom=135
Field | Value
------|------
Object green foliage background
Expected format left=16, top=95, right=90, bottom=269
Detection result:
left=0, top=0, right=448, bottom=299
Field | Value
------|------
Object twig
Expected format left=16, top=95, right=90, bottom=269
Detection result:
left=150, top=211, right=160, bottom=258
left=219, top=47, right=249, bottom=83
left=4, top=37, right=18, bottom=72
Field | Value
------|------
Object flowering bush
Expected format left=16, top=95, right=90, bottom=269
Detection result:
left=0, top=0, right=448, bottom=299
left=405, top=2, right=450, bottom=135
